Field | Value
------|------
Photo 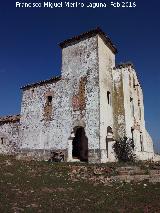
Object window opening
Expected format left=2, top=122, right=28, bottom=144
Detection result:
left=47, top=96, right=52, bottom=106
left=107, top=91, right=111, bottom=105
left=1, top=138, right=4, bottom=145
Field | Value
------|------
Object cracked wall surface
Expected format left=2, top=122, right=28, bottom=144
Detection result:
left=0, top=116, right=20, bottom=154
left=0, top=28, right=155, bottom=162
left=112, top=64, right=154, bottom=160
left=20, top=35, right=101, bottom=162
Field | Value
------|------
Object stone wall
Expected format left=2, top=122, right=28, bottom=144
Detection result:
left=20, top=79, right=70, bottom=152
left=0, top=28, right=155, bottom=163
left=20, top=35, right=101, bottom=163
left=0, top=115, right=20, bottom=154
left=112, top=68, right=126, bottom=139
left=112, top=64, right=154, bottom=161
left=61, top=35, right=100, bottom=155
left=98, top=35, right=116, bottom=162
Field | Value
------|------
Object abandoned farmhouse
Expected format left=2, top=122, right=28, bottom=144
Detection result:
left=0, top=28, right=156, bottom=163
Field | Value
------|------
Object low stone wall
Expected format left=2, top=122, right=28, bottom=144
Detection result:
left=17, top=148, right=103, bottom=163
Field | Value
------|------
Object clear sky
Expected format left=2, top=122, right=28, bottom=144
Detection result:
left=0, top=0, right=160, bottom=152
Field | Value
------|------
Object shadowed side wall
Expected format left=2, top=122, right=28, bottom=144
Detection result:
left=112, top=69, right=126, bottom=140
left=121, top=66, right=154, bottom=160
left=98, top=35, right=115, bottom=162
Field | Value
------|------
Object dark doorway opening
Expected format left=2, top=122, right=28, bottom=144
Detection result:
left=72, top=127, right=88, bottom=162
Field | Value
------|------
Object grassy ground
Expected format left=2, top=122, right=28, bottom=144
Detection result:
left=0, top=155, right=160, bottom=213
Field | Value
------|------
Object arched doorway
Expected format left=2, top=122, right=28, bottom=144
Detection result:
left=106, top=126, right=113, bottom=158
left=72, top=127, right=88, bottom=162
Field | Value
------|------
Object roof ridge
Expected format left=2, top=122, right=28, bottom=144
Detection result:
left=59, top=27, right=117, bottom=54
left=21, top=75, right=61, bottom=90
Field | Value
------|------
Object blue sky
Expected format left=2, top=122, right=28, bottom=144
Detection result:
left=0, top=0, right=160, bottom=152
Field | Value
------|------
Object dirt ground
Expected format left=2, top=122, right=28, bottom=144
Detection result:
left=0, top=155, right=160, bottom=212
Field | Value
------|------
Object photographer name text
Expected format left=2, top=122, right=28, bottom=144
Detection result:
left=16, top=1, right=136, bottom=9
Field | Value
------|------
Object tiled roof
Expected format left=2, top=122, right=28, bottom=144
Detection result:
left=21, top=76, right=61, bottom=90
left=0, top=115, right=20, bottom=125
left=59, top=27, right=117, bottom=54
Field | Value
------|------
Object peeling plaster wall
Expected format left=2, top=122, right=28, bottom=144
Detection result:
left=20, top=79, right=71, bottom=153
left=145, top=129, right=154, bottom=153
left=120, top=66, right=154, bottom=160
left=20, top=36, right=101, bottom=162
left=136, top=129, right=154, bottom=160
left=15, top=31, right=155, bottom=162
left=112, top=69, right=126, bottom=139
left=61, top=35, right=100, bottom=163
left=122, top=67, right=144, bottom=138
left=112, top=66, right=154, bottom=161
left=98, top=35, right=115, bottom=162
left=0, top=122, right=19, bottom=154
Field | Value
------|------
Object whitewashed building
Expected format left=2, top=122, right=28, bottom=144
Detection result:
left=0, top=28, right=155, bottom=163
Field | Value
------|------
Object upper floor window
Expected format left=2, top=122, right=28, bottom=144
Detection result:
left=107, top=91, right=111, bottom=105
left=130, top=97, right=134, bottom=117
left=139, top=107, right=141, bottom=120
left=140, top=134, right=144, bottom=151
left=1, top=138, right=4, bottom=145
left=138, top=100, right=141, bottom=120
left=44, top=92, right=54, bottom=121
left=47, top=96, right=52, bottom=106
left=129, top=75, right=131, bottom=87
left=133, top=77, right=136, bottom=89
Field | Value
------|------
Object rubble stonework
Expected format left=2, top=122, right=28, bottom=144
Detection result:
left=0, top=28, right=157, bottom=162
left=0, top=115, right=20, bottom=154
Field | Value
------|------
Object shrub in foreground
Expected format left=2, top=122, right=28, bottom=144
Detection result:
left=113, top=136, right=136, bottom=162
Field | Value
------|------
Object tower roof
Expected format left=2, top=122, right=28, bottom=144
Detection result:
left=59, top=27, right=117, bottom=54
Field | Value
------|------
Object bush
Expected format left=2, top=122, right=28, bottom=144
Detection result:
left=113, top=136, right=136, bottom=162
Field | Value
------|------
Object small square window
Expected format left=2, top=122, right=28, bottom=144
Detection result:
left=47, top=96, right=52, bottom=106
left=1, top=138, right=4, bottom=145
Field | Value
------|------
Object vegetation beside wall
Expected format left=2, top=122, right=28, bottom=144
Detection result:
left=0, top=155, right=160, bottom=212
left=113, top=136, right=136, bottom=162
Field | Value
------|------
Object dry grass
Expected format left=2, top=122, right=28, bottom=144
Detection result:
left=0, top=155, right=160, bottom=212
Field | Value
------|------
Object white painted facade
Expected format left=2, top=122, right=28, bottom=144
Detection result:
left=0, top=28, right=157, bottom=162
left=112, top=65, right=154, bottom=160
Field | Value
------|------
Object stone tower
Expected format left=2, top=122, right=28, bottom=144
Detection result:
left=59, top=28, right=117, bottom=163
left=0, top=28, right=156, bottom=163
